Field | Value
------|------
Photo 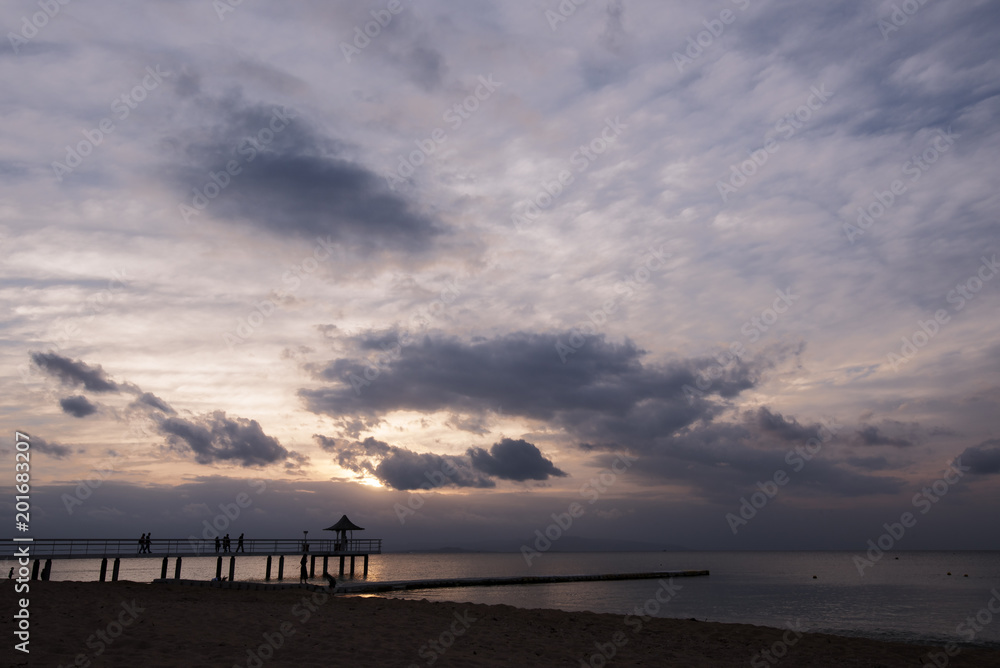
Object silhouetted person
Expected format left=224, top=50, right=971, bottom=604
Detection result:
left=138, top=533, right=146, bottom=554
left=237, top=533, right=244, bottom=552
left=299, top=554, right=308, bottom=583
left=223, top=534, right=230, bottom=552
left=144, top=533, right=152, bottom=553
left=215, top=536, right=221, bottom=553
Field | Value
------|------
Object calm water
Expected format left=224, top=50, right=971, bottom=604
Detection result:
left=34, top=551, right=1000, bottom=647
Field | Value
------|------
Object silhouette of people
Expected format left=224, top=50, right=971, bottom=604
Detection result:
left=299, top=554, right=308, bottom=583
left=215, top=536, right=221, bottom=553
left=144, top=533, right=152, bottom=553
left=223, top=533, right=230, bottom=553
left=237, top=533, right=244, bottom=553
left=138, top=533, right=146, bottom=554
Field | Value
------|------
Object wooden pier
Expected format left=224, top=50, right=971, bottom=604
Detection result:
left=2, top=537, right=381, bottom=583
left=335, top=570, right=710, bottom=594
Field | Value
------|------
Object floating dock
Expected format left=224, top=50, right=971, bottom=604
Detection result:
left=335, top=569, right=709, bottom=594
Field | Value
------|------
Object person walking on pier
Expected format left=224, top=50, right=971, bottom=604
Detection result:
left=138, top=533, right=146, bottom=554
left=237, top=533, right=245, bottom=553
left=299, top=554, right=308, bottom=583
left=144, top=533, right=152, bottom=553
left=215, top=536, right=221, bottom=553
left=223, top=533, right=230, bottom=552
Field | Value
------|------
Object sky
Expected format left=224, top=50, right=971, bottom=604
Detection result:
left=2, top=0, right=999, bottom=553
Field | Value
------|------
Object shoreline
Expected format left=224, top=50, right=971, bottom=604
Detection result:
left=6, top=581, right=1000, bottom=667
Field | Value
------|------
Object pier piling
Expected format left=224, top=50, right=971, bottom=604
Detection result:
left=99, top=558, right=108, bottom=582
left=173, top=557, right=182, bottom=580
left=265, top=556, right=272, bottom=580
left=228, top=557, right=235, bottom=581
left=160, top=557, right=168, bottom=579
left=277, top=555, right=284, bottom=580
left=215, top=557, right=222, bottom=580
left=111, top=558, right=120, bottom=582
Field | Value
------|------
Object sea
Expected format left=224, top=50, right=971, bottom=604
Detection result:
left=35, top=550, right=1000, bottom=649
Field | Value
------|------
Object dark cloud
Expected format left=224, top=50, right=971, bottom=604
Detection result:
left=318, top=435, right=494, bottom=490
left=301, top=331, right=765, bottom=452
left=59, top=395, right=98, bottom=418
left=30, top=352, right=121, bottom=393
left=157, top=411, right=289, bottom=467
left=754, top=407, right=824, bottom=442
left=466, top=438, right=567, bottom=482
left=853, top=425, right=913, bottom=448
left=171, top=97, right=442, bottom=253
left=31, top=436, right=74, bottom=460
left=959, top=440, right=1000, bottom=475
left=134, top=392, right=175, bottom=414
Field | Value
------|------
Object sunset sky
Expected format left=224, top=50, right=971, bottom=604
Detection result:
left=2, top=0, right=999, bottom=551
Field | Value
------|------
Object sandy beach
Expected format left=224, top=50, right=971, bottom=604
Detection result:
left=3, top=581, right=999, bottom=667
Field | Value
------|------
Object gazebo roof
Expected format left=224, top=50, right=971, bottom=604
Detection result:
left=324, top=514, right=365, bottom=532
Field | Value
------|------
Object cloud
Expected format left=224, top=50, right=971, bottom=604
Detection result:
left=318, top=435, right=494, bottom=490
left=466, top=438, right=567, bottom=482
left=959, top=440, right=1000, bottom=475
left=157, top=411, right=290, bottom=467
left=853, top=425, right=914, bottom=448
left=31, top=437, right=73, bottom=460
left=301, top=331, right=767, bottom=452
left=59, top=395, right=98, bottom=418
left=133, top=392, right=175, bottom=414
left=754, top=407, right=825, bottom=443
left=30, top=352, right=121, bottom=393
left=169, top=96, right=443, bottom=253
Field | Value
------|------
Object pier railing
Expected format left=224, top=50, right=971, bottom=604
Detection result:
left=1, top=538, right=381, bottom=559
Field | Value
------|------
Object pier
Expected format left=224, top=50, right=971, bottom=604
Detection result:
left=2, top=537, right=381, bottom=582
left=334, top=569, right=710, bottom=594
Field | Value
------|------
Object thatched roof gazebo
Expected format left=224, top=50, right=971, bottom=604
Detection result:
left=324, top=514, right=364, bottom=548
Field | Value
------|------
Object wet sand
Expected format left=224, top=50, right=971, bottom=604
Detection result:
left=4, top=581, right=999, bottom=667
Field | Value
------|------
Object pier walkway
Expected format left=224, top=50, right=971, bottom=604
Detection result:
left=3, top=537, right=381, bottom=582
